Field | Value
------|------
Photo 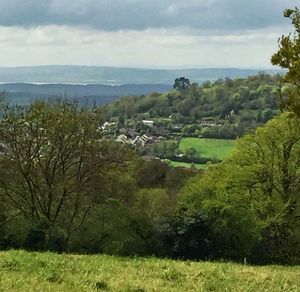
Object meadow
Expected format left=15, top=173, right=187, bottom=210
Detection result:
left=0, top=250, right=299, bottom=292
left=179, top=138, right=236, bottom=161
left=168, top=160, right=207, bottom=169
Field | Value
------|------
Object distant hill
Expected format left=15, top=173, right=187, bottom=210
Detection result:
left=101, top=74, right=282, bottom=139
left=0, top=83, right=172, bottom=105
left=0, top=65, right=284, bottom=85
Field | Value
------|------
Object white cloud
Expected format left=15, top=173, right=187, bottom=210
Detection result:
left=0, top=25, right=291, bottom=68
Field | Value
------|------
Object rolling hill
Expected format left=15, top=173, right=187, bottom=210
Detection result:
left=0, top=65, right=284, bottom=85
left=0, top=83, right=172, bottom=105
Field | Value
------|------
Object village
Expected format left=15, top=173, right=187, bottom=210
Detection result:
left=101, top=117, right=223, bottom=149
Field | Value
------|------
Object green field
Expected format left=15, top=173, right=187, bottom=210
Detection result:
left=0, top=250, right=299, bottom=291
left=168, top=160, right=207, bottom=169
left=179, top=138, right=235, bottom=161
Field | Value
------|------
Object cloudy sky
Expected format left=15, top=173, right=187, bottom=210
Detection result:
left=0, top=0, right=298, bottom=68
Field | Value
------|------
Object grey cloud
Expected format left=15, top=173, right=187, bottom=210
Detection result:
left=0, top=0, right=298, bottom=31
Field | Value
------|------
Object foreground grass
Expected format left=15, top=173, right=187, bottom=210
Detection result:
left=179, top=138, right=235, bottom=160
left=0, top=250, right=299, bottom=291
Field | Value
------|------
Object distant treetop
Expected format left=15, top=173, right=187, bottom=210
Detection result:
left=173, top=77, right=190, bottom=90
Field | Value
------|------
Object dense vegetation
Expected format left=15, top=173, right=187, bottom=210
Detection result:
left=271, top=7, right=300, bottom=117
left=0, top=7, right=299, bottom=268
left=0, top=101, right=199, bottom=256
left=0, top=99, right=299, bottom=264
left=101, top=73, right=281, bottom=139
left=179, top=113, right=300, bottom=264
left=1, top=250, right=299, bottom=292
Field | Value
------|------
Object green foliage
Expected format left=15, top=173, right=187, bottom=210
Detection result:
left=271, top=7, right=300, bottom=116
left=162, top=210, right=212, bottom=259
left=101, top=74, right=280, bottom=138
left=0, top=102, right=198, bottom=256
left=180, top=113, right=300, bottom=263
left=134, top=188, right=170, bottom=220
left=150, top=140, right=178, bottom=158
left=179, top=165, right=261, bottom=260
left=0, top=101, right=137, bottom=251
left=173, top=77, right=191, bottom=90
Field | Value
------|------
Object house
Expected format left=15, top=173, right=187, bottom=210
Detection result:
left=200, top=120, right=217, bottom=127
left=142, top=120, right=154, bottom=127
left=127, top=129, right=139, bottom=139
left=172, top=124, right=183, bottom=130
left=101, top=122, right=116, bottom=130
left=131, top=135, right=141, bottom=147
left=131, top=134, right=154, bottom=147
left=199, top=117, right=223, bottom=127
left=116, top=134, right=129, bottom=144
left=140, top=134, right=153, bottom=147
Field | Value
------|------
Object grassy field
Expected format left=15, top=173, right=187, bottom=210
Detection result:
left=179, top=138, right=235, bottom=161
left=168, top=160, right=207, bottom=170
left=0, top=250, right=299, bottom=292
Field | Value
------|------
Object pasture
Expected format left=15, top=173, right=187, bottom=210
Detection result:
left=168, top=160, right=207, bottom=169
left=179, top=138, right=235, bottom=161
left=0, top=250, right=299, bottom=291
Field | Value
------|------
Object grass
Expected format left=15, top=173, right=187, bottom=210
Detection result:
left=0, top=250, right=299, bottom=291
left=179, top=138, right=235, bottom=161
left=168, top=160, right=207, bottom=170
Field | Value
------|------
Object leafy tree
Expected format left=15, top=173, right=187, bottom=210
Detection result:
left=185, top=147, right=197, bottom=157
left=179, top=165, right=261, bottom=260
left=162, top=210, right=212, bottom=260
left=0, top=91, right=6, bottom=119
left=0, top=101, right=134, bottom=247
left=271, top=7, right=300, bottom=116
left=173, top=77, right=190, bottom=90
left=134, top=188, right=170, bottom=220
left=180, top=113, right=300, bottom=263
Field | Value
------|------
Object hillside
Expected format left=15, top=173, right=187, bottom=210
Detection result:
left=0, top=83, right=171, bottom=106
left=0, top=250, right=299, bottom=292
left=101, top=74, right=282, bottom=139
left=0, top=65, right=284, bottom=85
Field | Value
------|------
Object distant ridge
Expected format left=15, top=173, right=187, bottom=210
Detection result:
left=0, top=83, right=172, bottom=106
left=0, top=65, right=284, bottom=85
left=0, top=83, right=171, bottom=96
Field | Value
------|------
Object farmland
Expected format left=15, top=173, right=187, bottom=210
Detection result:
left=179, top=138, right=236, bottom=161
left=0, top=250, right=299, bottom=292
left=168, top=160, right=208, bottom=169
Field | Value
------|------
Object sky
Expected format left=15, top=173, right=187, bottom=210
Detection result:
left=0, top=0, right=298, bottom=68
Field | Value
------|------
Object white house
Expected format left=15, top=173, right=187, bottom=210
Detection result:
left=142, top=120, right=154, bottom=127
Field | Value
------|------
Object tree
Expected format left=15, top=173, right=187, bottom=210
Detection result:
left=173, top=77, right=190, bottom=90
left=179, top=165, right=261, bottom=261
left=180, top=113, right=300, bottom=263
left=271, top=8, right=300, bottom=116
left=0, top=101, right=134, bottom=247
left=0, top=91, right=6, bottom=117
left=185, top=147, right=197, bottom=157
